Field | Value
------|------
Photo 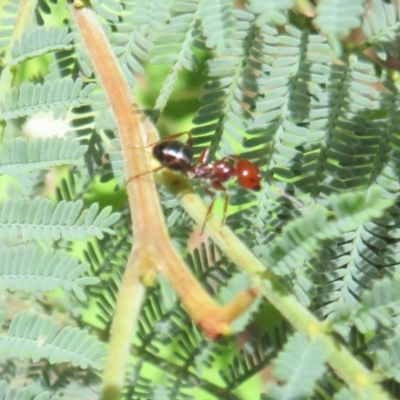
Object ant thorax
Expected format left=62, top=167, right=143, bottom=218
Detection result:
left=191, top=160, right=236, bottom=183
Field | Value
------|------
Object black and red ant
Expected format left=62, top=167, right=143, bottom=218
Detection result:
left=137, top=133, right=262, bottom=231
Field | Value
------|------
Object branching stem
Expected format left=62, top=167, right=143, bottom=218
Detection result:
left=71, top=4, right=258, bottom=400
left=71, top=3, right=392, bottom=400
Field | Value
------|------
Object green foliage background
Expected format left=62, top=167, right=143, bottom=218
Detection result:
left=1, top=0, right=400, bottom=399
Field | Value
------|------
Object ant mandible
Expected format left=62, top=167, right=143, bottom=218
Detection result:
left=139, top=132, right=262, bottom=232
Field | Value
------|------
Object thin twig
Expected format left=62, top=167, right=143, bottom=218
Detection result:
left=70, top=4, right=258, bottom=400
left=70, top=2, right=392, bottom=399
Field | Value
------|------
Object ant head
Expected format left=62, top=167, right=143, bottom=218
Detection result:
left=235, top=159, right=262, bottom=191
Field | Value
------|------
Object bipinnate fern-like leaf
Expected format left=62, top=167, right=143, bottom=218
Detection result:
left=45, top=48, right=83, bottom=82
left=372, top=331, right=400, bottom=383
left=0, top=312, right=105, bottom=369
left=109, top=0, right=169, bottom=87
left=3, top=1, right=400, bottom=398
left=314, top=0, right=365, bottom=54
left=346, top=277, right=400, bottom=334
left=362, top=0, right=400, bottom=61
left=218, top=272, right=261, bottom=333
left=221, top=327, right=286, bottom=391
left=187, top=241, right=240, bottom=292
left=0, top=78, right=96, bottom=121
left=237, top=24, right=395, bottom=318
left=0, top=380, right=60, bottom=400
left=247, top=0, right=293, bottom=26
left=259, top=57, right=382, bottom=255
left=0, top=137, right=87, bottom=176
left=0, top=0, right=18, bottom=49
left=255, top=187, right=393, bottom=275
left=0, top=244, right=98, bottom=301
left=305, top=58, right=380, bottom=196
left=197, top=0, right=236, bottom=55
left=107, top=141, right=125, bottom=185
left=165, top=327, right=214, bottom=396
left=228, top=25, right=332, bottom=240
left=266, top=333, right=327, bottom=399
left=92, top=0, right=123, bottom=22
left=243, top=23, right=333, bottom=168
left=0, top=198, right=120, bottom=241
left=330, top=278, right=400, bottom=383
left=151, top=0, right=199, bottom=111
left=191, top=9, right=255, bottom=157
left=81, top=221, right=131, bottom=330
left=10, top=27, right=74, bottom=67
left=35, top=0, right=62, bottom=27
left=333, top=387, right=361, bottom=400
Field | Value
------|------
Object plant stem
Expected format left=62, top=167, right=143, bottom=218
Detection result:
left=70, top=2, right=391, bottom=399
left=170, top=178, right=392, bottom=400
left=70, top=4, right=258, bottom=399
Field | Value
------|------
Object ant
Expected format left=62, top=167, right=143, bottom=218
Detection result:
left=137, top=132, right=262, bottom=232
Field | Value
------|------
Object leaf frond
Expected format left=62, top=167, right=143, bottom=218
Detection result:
left=152, top=0, right=200, bottom=111
left=0, top=198, right=120, bottom=242
left=267, top=332, right=327, bottom=399
left=0, top=244, right=98, bottom=301
left=0, top=78, right=96, bottom=121
left=314, top=0, right=365, bottom=55
left=362, top=0, right=400, bottom=61
left=110, top=0, right=169, bottom=87
left=191, top=9, right=255, bottom=158
left=0, top=312, right=106, bottom=369
left=221, top=324, right=288, bottom=390
left=197, top=0, right=236, bottom=55
left=10, top=26, right=74, bottom=67
left=0, top=137, right=87, bottom=175
left=0, top=0, right=18, bottom=49
left=0, top=380, right=60, bottom=400
left=256, top=187, right=393, bottom=276
left=246, top=0, right=294, bottom=26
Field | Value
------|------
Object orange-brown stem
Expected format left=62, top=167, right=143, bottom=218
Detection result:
left=71, top=4, right=258, bottom=399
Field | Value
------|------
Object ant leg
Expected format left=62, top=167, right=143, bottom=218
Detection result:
left=200, top=183, right=216, bottom=234
left=199, top=147, right=211, bottom=165
left=221, top=154, right=240, bottom=162
left=126, top=165, right=166, bottom=184
left=131, top=131, right=193, bottom=149
left=186, top=130, right=193, bottom=148
left=199, top=181, right=229, bottom=234
left=201, top=196, right=216, bottom=234
left=147, top=130, right=193, bottom=148
left=210, top=181, right=229, bottom=229
left=221, top=191, right=230, bottom=226
left=275, top=187, right=306, bottom=211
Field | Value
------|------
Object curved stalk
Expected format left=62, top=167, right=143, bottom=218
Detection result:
left=70, top=2, right=391, bottom=400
